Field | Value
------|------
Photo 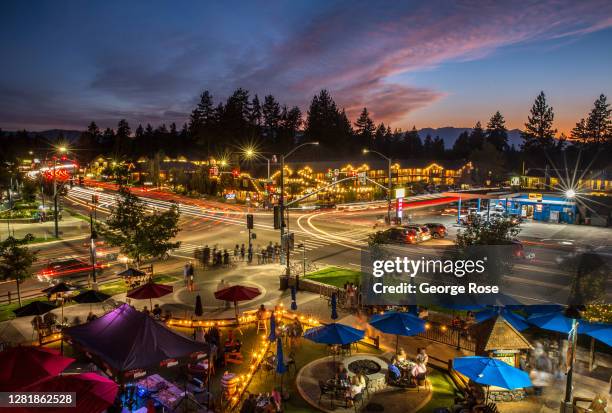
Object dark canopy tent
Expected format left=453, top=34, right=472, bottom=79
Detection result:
left=64, top=304, right=207, bottom=376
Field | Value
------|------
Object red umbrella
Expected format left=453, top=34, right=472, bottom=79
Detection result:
left=214, top=285, right=261, bottom=319
left=17, top=373, right=118, bottom=413
left=127, top=282, right=173, bottom=308
left=0, top=346, right=75, bottom=391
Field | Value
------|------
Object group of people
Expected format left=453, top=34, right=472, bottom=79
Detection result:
left=451, top=311, right=477, bottom=330
left=342, top=282, right=359, bottom=309
left=388, top=347, right=428, bottom=385
left=257, top=242, right=281, bottom=264
left=240, top=390, right=282, bottom=413
left=333, top=366, right=367, bottom=407
left=141, top=304, right=164, bottom=319
left=196, top=243, right=257, bottom=268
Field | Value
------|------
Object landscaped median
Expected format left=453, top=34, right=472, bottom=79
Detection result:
left=284, top=266, right=364, bottom=298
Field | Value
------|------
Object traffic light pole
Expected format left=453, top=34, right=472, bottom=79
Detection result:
left=53, top=160, right=59, bottom=238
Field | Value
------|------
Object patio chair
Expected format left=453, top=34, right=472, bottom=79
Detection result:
left=340, top=344, right=352, bottom=356
left=347, top=391, right=363, bottom=411
left=318, top=380, right=335, bottom=408
left=284, top=350, right=297, bottom=376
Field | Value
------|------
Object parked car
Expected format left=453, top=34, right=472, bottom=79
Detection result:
left=424, top=223, right=447, bottom=238
left=377, top=227, right=419, bottom=244
left=402, top=224, right=432, bottom=242
left=37, top=258, right=105, bottom=282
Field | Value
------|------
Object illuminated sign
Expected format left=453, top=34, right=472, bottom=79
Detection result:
left=528, top=193, right=542, bottom=200
left=395, top=188, right=405, bottom=199
left=396, top=197, right=403, bottom=217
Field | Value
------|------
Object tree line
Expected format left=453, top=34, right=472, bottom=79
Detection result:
left=1, top=90, right=611, bottom=171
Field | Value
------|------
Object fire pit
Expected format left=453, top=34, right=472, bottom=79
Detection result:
left=342, top=355, right=387, bottom=391
left=348, top=359, right=382, bottom=375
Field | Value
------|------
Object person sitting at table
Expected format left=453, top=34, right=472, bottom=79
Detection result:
left=451, top=315, right=462, bottom=328
left=240, top=393, right=256, bottom=413
left=416, top=348, right=429, bottom=366
left=142, top=306, right=150, bottom=316
left=336, top=365, right=349, bottom=382
left=346, top=375, right=365, bottom=406
left=418, top=306, right=429, bottom=319
left=411, top=361, right=427, bottom=383
left=388, top=363, right=401, bottom=383
left=393, top=348, right=408, bottom=364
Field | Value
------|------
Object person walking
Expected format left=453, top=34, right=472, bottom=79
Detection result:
left=234, top=244, right=239, bottom=261
left=203, top=245, right=210, bottom=269
left=247, top=244, right=253, bottom=263
left=187, top=261, right=195, bottom=291
left=240, top=243, right=245, bottom=261
left=183, top=262, right=190, bottom=287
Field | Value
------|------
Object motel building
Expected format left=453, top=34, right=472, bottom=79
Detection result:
left=492, top=192, right=578, bottom=224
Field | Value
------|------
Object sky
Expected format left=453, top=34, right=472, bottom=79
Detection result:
left=1, top=0, right=611, bottom=134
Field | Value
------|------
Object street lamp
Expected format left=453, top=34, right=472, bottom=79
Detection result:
left=280, top=142, right=319, bottom=278
left=363, top=149, right=392, bottom=225
left=565, top=189, right=576, bottom=199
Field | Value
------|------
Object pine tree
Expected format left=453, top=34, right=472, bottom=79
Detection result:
left=486, top=111, right=508, bottom=151
left=403, top=126, right=423, bottom=157
left=585, top=94, right=611, bottom=145
left=262, top=95, right=281, bottom=141
left=453, top=131, right=471, bottom=159
left=521, top=91, right=556, bottom=152
left=468, top=121, right=485, bottom=150
left=354, top=108, right=375, bottom=140
left=250, top=94, right=262, bottom=127
left=423, top=134, right=433, bottom=157
left=135, top=124, right=144, bottom=138
left=571, top=118, right=588, bottom=144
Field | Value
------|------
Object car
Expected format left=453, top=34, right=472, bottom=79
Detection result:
left=424, top=223, right=447, bottom=238
left=37, top=258, right=105, bottom=282
left=378, top=227, right=419, bottom=244
left=403, top=224, right=432, bottom=242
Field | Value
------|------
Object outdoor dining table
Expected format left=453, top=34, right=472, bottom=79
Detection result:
left=136, top=374, right=185, bottom=410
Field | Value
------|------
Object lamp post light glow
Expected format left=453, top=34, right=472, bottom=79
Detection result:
left=565, top=189, right=576, bottom=199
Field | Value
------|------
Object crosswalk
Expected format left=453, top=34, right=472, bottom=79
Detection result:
left=169, top=227, right=374, bottom=260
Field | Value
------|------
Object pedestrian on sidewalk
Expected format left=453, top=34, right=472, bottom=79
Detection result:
left=234, top=244, right=239, bottom=261
left=203, top=245, right=210, bottom=269
left=240, top=244, right=245, bottom=261
left=183, top=262, right=190, bottom=287
left=247, top=244, right=253, bottom=263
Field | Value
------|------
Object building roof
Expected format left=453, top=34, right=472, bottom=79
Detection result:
left=470, top=315, right=532, bottom=354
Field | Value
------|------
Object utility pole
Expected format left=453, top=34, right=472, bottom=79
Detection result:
left=90, top=194, right=98, bottom=287
left=363, top=149, right=392, bottom=225
left=53, top=158, right=59, bottom=239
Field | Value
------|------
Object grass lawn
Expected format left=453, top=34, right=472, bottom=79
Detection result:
left=418, top=367, right=460, bottom=412
left=303, top=266, right=363, bottom=288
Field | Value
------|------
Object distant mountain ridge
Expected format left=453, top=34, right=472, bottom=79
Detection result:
left=417, top=127, right=523, bottom=148
left=1, top=129, right=82, bottom=142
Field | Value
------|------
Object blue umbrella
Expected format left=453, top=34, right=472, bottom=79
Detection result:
left=290, top=286, right=297, bottom=311
left=331, top=293, right=338, bottom=320
left=580, top=322, right=612, bottom=347
left=369, top=311, right=425, bottom=353
left=276, top=337, right=287, bottom=392
left=276, top=337, right=287, bottom=374
left=527, top=311, right=574, bottom=333
left=269, top=313, right=277, bottom=342
left=303, top=323, right=364, bottom=345
left=475, top=308, right=529, bottom=331
left=453, top=356, right=532, bottom=391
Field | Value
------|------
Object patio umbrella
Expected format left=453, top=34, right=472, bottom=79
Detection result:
left=453, top=356, right=531, bottom=396
left=73, top=290, right=111, bottom=304
left=194, top=294, right=203, bottom=316
left=0, top=346, right=75, bottom=391
left=303, top=323, right=365, bottom=345
left=127, top=282, right=173, bottom=309
left=276, top=337, right=287, bottom=392
left=579, top=322, right=612, bottom=347
left=269, top=313, right=277, bottom=342
left=117, top=267, right=146, bottom=277
left=527, top=311, right=574, bottom=334
left=476, top=308, right=529, bottom=331
left=13, top=300, right=57, bottom=317
left=290, top=286, right=297, bottom=310
left=18, top=372, right=118, bottom=413
left=330, top=292, right=338, bottom=320
left=42, top=282, right=75, bottom=296
left=369, top=311, right=425, bottom=353
left=214, top=285, right=261, bottom=319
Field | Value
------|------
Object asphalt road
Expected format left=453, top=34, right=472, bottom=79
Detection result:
left=2, top=185, right=610, bottom=306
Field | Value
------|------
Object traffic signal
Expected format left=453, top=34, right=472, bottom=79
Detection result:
left=78, top=176, right=84, bottom=186
left=246, top=213, right=254, bottom=229
left=231, top=169, right=240, bottom=178
left=273, top=205, right=281, bottom=229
